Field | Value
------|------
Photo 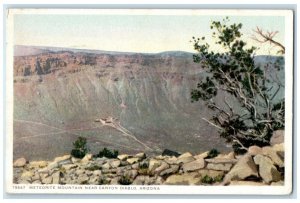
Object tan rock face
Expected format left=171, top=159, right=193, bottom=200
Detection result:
left=262, top=146, right=284, bottom=167
left=223, top=154, right=258, bottom=184
left=29, top=161, right=48, bottom=168
left=13, top=158, right=27, bottom=167
left=182, top=158, right=206, bottom=172
left=127, top=157, right=139, bottom=165
left=117, top=154, right=129, bottom=161
left=229, top=181, right=268, bottom=186
left=270, top=130, right=284, bottom=146
left=206, top=163, right=232, bottom=171
left=248, top=146, right=263, bottom=156
left=254, top=154, right=282, bottom=184
left=164, top=172, right=201, bottom=185
left=176, top=156, right=195, bottom=164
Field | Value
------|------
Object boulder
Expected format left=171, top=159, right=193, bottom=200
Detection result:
left=154, top=161, right=169, bottom=174
left=52, top=171, right=60, bottom=184
left=229, top=181, right=267, bottom=186
left=270, top=130, right=284, bottom=146
left=29, top=161, right=48, bottom=169
left=78, top=174, right=89, bottom=184
left=194, top=151, right=209, bottom=160
left=162, top=149, right=181, bottom=157
left=47, top=161, right=59, bottom=170
left=13, top=158, right=27, bottom=167
left=62, top=164, right=78, bottom=170
left=271, top=180, right=284, bottom=186
left=164, top=172, right=201, bottom=185
left=81, top=154, right=93, bottom=163
left=124, top=169, right=138, bottom=179
left=135, top=152, right=146, bottom=159
left=132, top=175, right=151, bottom=185
left=206, top=163, right=232, bottom=171
left=127, top=157, right=139, bottom=165
left=160, top=165, right=179, bottom=176
left=248, top=146, right=263, bottom=156
left=149, top=159, right=161, bottom=172
left=223, top=154, right=258, bottom=184
left=182, top=158, right=206, bottom=172
left=101, top=162, right=111, bottom=170
left=262, top=146, right=284, bottom=167
left=254, top=154, right=282, bottom=184
left=110, top=160, right=121, bottom=168
left=93, top=170, right=102, bottom=176
left=216, top=152, right=235, bottom=160
left=198, top=169, right=224, bottom=178
left=117, top=154, right=129, bottom=161
left=178, top=152, right=193, bottom=159
left=21, top=171, right=34, bottom=181
left=176, top=156, right=195, bottom=164
left=164, top=156, right=178, bottom=164
left=42, top=176, right=53, bottom=184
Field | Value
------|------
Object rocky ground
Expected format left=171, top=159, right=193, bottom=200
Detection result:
left=13, top=131, right=285, bottom=186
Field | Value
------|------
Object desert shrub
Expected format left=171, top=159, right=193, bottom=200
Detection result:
left=201, top=174, right=224, bottom=184
left=85, top=165, right=101, bottom=171
left=71, top=137, right=88, bottom=159
left=119, top=175, right=132, bottom=185
left=138, top=162, right=149, bottom=175
left=97, top=147, right=118, bottom=158
left=207, top=149, right=220, bottom=159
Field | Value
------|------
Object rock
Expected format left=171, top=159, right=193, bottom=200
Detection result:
left=182, top=158, right=206, bottom=172
left=54, top=154, right=71, bottom=162
left=254, top=154, right=281, bottom=184
left=47, top=162, right=59, bottom=170
left=93, top=170, right=102, bottom=176
left=198, top=169, right=224, bottom=178
left=21, top=171, right=34, bottom=181
left=148, top=159, right=161, bottom=171
left=248, top=146, right=263, bottom=156
left=71, top=157, right=80, bottom=163
left=13, top=158, right=27, bottom=167
left=135, top=152, right=146, bottom=159
left=162, top=149, right=181, bottom=157
left=194, top=151, right=209, bottom=160
left=110, top=160, right=121, bottom=168
left=270, top=130, right=284, bottom=146
left=164, top=156, right=178, bottom=164
left=102, top=162, right=110, bottom=170
left=29, top=161, right=48, bottom=169
left=154, top=161, right=169, bottom=174
left=160, top=165, right=179, bottom=176
left=155, top=155, right=166, bottom=160
left=262, top=146, right=284, bottom=167
left=117, top=154, right=129, bottom=161
left=223, top=154, right=258, bottom=184
left=131, top=163, right=139, bottom=170
left=78, top=174, right=89, bottom=184
left=31, top=172, right=40, bottom=181
left=42, top=176, right=53, bottom=184
left=271, top=180, right=284, bottom=186
left=81, top=154, right=93, bottom=163
left=176, top=156, right=195, bottom=164
left=89, top=176, right=100, bottom=185
left=229, top=181, right=267, bottom=186
left=32, top=180, right=42, bottom=184
left=110, top=177, right=120, bottom=185
left=205, top=158, right=237, bottom=164
left=62, top=164, right=78, bottom=170
left=216, top=152, right=235, bottom=160
left=164, top=172, right=201, bottom=185
left=132, top=175, right=151, bottom=185
left=124, top=169, right=138, bottom=179
left=18, top=180, right=30, bottom=184
left=154, top=176, right=164, bottom=184
left=206, top=163, right=232, bottom=171
left=75, top=169, right=85, bottom=176
left=272, top=143, right=285, bottom=160
left=178, top=152, right=193, bottom=159
left=127, top=157, right=139, bottom=165
left=52, top=171, right=60, bottom=184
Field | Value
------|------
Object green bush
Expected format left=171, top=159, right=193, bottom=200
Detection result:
left=201, top=174, right=224, bottom=184
left=71, top=137, right=88, bottom=159
left=97, top=147, right=119, bottom=158
left=207, top=149, right=220, bottom=159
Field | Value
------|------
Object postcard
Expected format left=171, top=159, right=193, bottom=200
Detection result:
left=5, top=8, right=293, bottom=195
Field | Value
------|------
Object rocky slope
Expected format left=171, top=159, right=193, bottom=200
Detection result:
left=13, top=130, right=285, bottom=186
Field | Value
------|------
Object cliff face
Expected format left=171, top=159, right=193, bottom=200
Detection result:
left=13, top=46, right=230, bottom=160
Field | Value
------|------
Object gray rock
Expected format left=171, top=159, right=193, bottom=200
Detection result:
left=117, top=154, right=129, bottom=161
left=63, top=164, right=78, bottom=170
left=164, top=172, right=201, bottom=185
left=270, top=130, right=284, bottom=146
left=254, top=154, right=282, bottom=184
left=110, top=177, right=120, bottom=185
left=42, top=176, right=53, bottom=184
left=135, top=152, right=146, bottom=159
left=176, top=156, right=195, bottom=164
left=89, top=176, right=100, bottom=185
left=182, top=158, right=206, bottom=172
left=127, top=157, right=139, bottom=164
left=13, top=158, right=27, bottom=167
left=102, top=162, right=111, bottom=170
left=93, top=170, right=102, bottom=176
left=81, top=154, right=93, bottom=163
left=78, top=174, right=89, bottom=184
left=194, top=151, right=209, bottom=160
left=149, top=159, right=161, bottom=171
left=21, top=171, right=34, bottom=181
left=198, top=169, right=224, bottom=178
left=124, top=169, right=138, bottom=179
left=248, top=146, right=263, bottom=156
left=132, top=175, right=151, bottom=185
left=160, top=165, right=179, bottom=176
left=206, top=163, right=232, bottom=171
left=47, top=162, right=59, bottom=170
left=223, top=154, right=258, bottom=184
left=32, top=180, right=42, bottom=184
left=164, top=156, right=178, bottom=165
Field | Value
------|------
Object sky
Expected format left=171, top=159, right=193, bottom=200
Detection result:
left=13, top=14, right=285, bottom=55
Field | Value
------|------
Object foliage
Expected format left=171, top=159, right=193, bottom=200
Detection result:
left=71, top=137, right=88, bottom=159
left=97, top=147, right=119, bottom=158
left=207, top=149, right=220, bottom=159
left=119, top=175, right=132, bottom=185
left=138, top=162, right=149, bottom=175
left=191, top=17, right=285, bottom=153
left=201, top=175, right=224, bottom=184
left=85, top=165, right=101, bottom=171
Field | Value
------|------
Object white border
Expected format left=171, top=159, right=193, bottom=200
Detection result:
left=5, top=8, right=294, bottom=195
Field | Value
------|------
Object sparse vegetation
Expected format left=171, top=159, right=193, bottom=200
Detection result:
left=201, top=174, right=224, bottom=184
left=191, top=17, right=285, bottom=154
left=138, top=162, right=149, bottom=175
left=71, top=137, right=88, bottom=159
left=85, top=165, right=101, bottom=171
left=96, top=147, right=119, bottom=159
left=119, top=175, right=132, bottom=185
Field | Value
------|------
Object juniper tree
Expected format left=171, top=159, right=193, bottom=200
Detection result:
left=191, top=17, right=285, bottom=154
